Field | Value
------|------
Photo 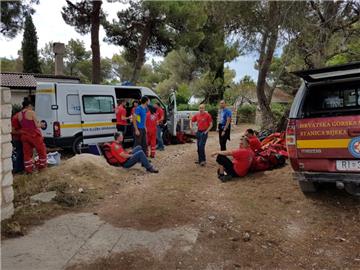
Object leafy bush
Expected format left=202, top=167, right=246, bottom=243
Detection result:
left=271, top=103, right=287, bottom=123
left=206, top=104, right=218, bottom=131
left=177, top=103, right=199, bottom=111
left=12, top=104, right=22, bottom=116
left=237, top=104, right=256, bottom=123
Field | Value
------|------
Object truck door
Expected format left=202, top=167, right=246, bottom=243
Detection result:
left=78, top=90, right=117, bottom=145
left=35, top=83, right=57, bottom=138
left=167, top=91, right=177, bottom=136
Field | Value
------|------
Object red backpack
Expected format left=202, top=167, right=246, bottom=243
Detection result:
left=101, top=143, right=121, bottom=166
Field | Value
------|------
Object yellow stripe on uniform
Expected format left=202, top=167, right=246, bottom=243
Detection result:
left=37, top=88, right=55, bottom=94
left=297, top=139, right=351, bottom=149
left=60, top=122, right=116, bottom=128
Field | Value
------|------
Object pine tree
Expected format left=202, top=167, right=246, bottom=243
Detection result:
left=22, top=14, right=41, bottom=73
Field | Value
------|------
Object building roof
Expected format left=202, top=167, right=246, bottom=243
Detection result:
left=271, top=88, right=293, bottom=103
left=0, top=73, right=37, bottom=89
left=0, top=72, right=80, bottom=89
left=242, top=84, right=293, bottom=104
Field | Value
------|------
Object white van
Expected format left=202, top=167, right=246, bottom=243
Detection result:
left=35, top=82, right=169, bottom=153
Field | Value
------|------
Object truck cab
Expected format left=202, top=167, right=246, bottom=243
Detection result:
left=287, top=62, right=360, bottom=196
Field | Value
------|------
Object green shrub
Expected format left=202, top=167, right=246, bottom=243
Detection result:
left=237, top=104, right=256, bottom=123
left=271, top=103, right=287, bottom=123
left=177, top=103, right=199, bottom=111
left=206, top=104, right=218, bottom=130
left=12, top=104, right=22, bottom=116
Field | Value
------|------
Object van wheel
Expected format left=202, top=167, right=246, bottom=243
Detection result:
left=344, top=183, right=360, bottom=196
left=72, top=136, right=83, bottom=154
left=299, top=181, right=318, bottom=194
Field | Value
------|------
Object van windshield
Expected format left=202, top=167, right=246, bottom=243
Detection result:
left=302, top=81, right=360, bottom=118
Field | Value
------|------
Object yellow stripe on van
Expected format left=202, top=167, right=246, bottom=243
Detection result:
left=60, top=122, right=116, bottom=128
left=37, top=88, right=55, bottom=94
left=297, top=139, right=351, bottom=149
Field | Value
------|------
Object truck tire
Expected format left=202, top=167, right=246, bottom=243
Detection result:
left=72, top=136, right=83, bottom=154
left=299, top=181, right=318, bottom=194
left=344, top=183, right=360, bottom=197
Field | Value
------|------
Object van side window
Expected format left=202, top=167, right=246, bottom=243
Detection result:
left=83, top=95, right=115, bottom=114
left=67, top=94, right=81, bottom=115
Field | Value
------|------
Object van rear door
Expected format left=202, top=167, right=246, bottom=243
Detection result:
left=294, top=64, right=360, bottom=173
left=35, top=83, right=57, bottom=138
left=78, top=89, right=117, bottom=145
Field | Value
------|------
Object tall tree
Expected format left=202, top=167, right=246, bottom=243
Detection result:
left=0, top=0, right=38, bottom=38
left=39, top=42, right=55, bottom=74
left=65, top=38, right=91, bottom=76
left=104, top=0, right=206, bottom=84
left=231, top=0, right=304, bottom=128
left=62, top=0, right=103, bottom=84
left=22, top=14, right=41, bottom=73
left=286, top=0, right=360, bottom=69
left=192, top=2, right=239, bottom=103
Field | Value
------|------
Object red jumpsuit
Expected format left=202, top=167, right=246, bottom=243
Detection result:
left=19, top=110, right=47, bottom=173
left=146, top=112, right=158, bottom=158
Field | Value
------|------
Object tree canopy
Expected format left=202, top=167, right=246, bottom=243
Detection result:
left=22, top=14, right=41, bottom=73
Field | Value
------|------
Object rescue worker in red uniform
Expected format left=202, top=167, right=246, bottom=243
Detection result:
left=116, top=99, right=130, bottom=134
left=190, top=104, right=213, bottom=166
left=11, top=108, right=24, bottom=173
left=110, top=132, right=158, bottom=173
left=146, top=105, right=158, bottom=158
left=245, top=129, right=262, bottom=153
left=212, top=136, right=254, bottom=182
left=154, top=102, right=165, bottom=151
left=18, top=99, right=47, bottom=173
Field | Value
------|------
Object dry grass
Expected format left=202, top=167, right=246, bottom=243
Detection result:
left=2, top=154, right=126, bottom=238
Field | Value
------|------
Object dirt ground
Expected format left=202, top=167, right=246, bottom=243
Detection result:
left=3, top=124, right=360, bottom=269
left=66, top=125, right=360, bottom=270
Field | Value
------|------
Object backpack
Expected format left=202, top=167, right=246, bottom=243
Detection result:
left=101, top=143, right=121, bottom=166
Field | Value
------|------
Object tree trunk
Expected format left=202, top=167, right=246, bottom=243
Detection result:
left=90, top=0, right=101, bottom=84
left=256, top=31, right=278, bottom=129
left=131, top=24, right=151, bottom=84
left=256, top=1, right=280, bottom=129
left=276, top=106, right=291, bottom=132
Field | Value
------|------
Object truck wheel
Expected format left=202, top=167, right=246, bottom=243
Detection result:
left=344, top=183, right=360, bottom=196
left=299, top=181, right=318, bottom=194
left=72, top=136, right=83, bottom=154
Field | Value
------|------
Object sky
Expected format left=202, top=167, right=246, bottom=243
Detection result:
left=0, top=0, right=258, bottom=82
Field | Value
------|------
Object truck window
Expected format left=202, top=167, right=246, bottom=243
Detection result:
left=83, top=95, right=115, bottom=114
left=36, top=94, right=52, bottom=118
left=67, top=94, right=81, bottom=115
left=302, top=82, right=360, bottom=118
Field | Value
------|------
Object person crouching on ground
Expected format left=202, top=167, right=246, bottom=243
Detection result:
left=211, top=136, right=254, bottom=182
left=190, top=104, right=213, bottom=166
left=110, top=132, right=158, bottom=173
left=146, top=105, right=158, bottom=158
left=245, top=128, right=261, bottom=153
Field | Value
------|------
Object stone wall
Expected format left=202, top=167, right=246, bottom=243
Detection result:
left=1, top=87, right=14, bottom=220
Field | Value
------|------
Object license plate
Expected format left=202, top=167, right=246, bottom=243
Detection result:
left=336, top=160, right=360, bottom=172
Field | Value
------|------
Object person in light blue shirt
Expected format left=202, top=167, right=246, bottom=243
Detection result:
left=218, top=100, right=232, bottom=150
left=133, top=96, right=149, bottom=152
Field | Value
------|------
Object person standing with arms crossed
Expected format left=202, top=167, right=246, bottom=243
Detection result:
left=190, top=104, right=213, bottom=166
left=218, top=100, right=232, bottom=150
left=133, top=96, right=149, bottom=153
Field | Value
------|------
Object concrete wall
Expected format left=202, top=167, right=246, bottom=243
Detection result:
left=1, top=87, right=14, bottom=220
